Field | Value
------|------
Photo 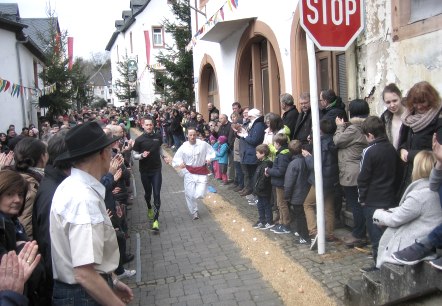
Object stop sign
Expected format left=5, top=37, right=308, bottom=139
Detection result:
left=300, top=0, right=364, bottom=51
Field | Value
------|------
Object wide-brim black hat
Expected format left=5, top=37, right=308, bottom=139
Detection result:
left=55, top=121, right=121, bottom=162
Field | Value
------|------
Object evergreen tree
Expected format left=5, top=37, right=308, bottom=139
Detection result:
left=114, top=55, right=137, bottom=105
left=38, top=17, right=90, bottom=117
left=154, top=0, right=194, bottom=105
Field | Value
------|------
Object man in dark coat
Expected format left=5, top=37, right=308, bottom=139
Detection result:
left=208, top=102, right=219, bottom=121
left=293, top=92, right=313, bottom=150
left=280, top=93, right=299, bottom=139
left=217, top=114, right=235, bottom=183
left=238, top=108, right=266, bottom=196
left=320, top=89, right=348, bottom=133
left=32, top=130, right=71, bottom=303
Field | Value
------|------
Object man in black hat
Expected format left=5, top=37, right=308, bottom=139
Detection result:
left=49, top=121, right=133, bottom=305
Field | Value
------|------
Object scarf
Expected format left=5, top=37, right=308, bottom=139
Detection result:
left=401, top=104, right=442, bottom=132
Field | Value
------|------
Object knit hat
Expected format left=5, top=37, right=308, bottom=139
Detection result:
left=248, top=108, right=262, bottom=118
left=209, top=135, right=217, bottom=143
left=218, top=135, right=227, bottom=144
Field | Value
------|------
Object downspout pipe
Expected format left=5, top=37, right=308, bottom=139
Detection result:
left=16, top=36, right=29, bottom=127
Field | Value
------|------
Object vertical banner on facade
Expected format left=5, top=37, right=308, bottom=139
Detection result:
left=68, top=37, right=74, bottom=70
left=144, top=30, right=151, bottom=66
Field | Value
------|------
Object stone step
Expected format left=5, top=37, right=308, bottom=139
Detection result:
left=345, top=262, right=442, bottom=305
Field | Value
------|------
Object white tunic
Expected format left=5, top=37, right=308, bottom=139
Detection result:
left=172, top=139, right=215, bottom=214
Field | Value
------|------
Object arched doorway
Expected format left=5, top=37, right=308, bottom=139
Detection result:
left=198, top=54, right=219, bottom=121
left=235, top=21, right=285, bottom=115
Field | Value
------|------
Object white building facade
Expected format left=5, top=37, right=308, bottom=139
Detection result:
left=106, top=0, right=178, bottom=107
left=189, top=0, right=442, bottom=119
left=0, top=17, right=45, bottom=130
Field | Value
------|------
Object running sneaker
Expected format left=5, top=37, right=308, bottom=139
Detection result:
left=264, top=223, right=275, bottom=230
left=193, top=212, right=199, bottom=220
left=295, top=237, right=310, bottom=245
left=310, top=234, right=318, bottom=250
left=117, top=269, right=136, bottom=280
left=429, top=257, right=442, bottom=270
left=273, top=225, right=291, bottom=234
left=253, top=221, right=265, bottom=229
left=147, top=208, right=154, bottom=220
left=391, top=241, right=435, bottom=265
left=151, top=220, right=159, bottom=231
left=270, top=224, right=281, bottom=232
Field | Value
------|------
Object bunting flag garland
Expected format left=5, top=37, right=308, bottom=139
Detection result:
left=0, top=77, right=56, bottom=99
left=186, top=0, right=239, bottom=51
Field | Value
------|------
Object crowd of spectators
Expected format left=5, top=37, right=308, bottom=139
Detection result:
left=1, top=80, right=442, bottom=304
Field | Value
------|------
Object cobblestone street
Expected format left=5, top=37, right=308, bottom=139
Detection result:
left=122, top=131, right=377, bottom=305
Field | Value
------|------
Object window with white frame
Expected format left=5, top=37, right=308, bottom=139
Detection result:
left=152, top=27, right=164, bottom=47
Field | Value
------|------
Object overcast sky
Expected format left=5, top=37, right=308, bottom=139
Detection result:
left=1, top=0, right=129, bottom=59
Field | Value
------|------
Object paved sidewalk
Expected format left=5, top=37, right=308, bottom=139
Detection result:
left=124, top=158, right=283, bottom=306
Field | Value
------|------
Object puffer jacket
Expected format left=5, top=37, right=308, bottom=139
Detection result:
left=253, top=159, right=273, bottom=197
left=239, top=116, right=266, bottom=164
left=305, top=134, right=339, bottom=192
left=333, top=118, right=367, bottom=186
left=267, top=145, right=292, bottom=187
left=284, top=154, right=310, bottom=205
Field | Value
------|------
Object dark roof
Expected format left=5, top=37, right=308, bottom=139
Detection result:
left=106, top=0, right=151, bottom=51
left=0, top=9, right=46, bottom=62
left=90, top=68, right=112, bottom=86
left=0, top=3, right=19, bottom=21
left=20, top=18, right=60, bottom=54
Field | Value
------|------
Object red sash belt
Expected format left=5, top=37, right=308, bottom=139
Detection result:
left=185, top=165, right=209, bottom=175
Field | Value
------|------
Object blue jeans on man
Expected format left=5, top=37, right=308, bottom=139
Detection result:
left=257, top=196, right=272, bottom=224
left=140, top=169, right=162, bottom=220
left=363, top=205, right=385, bottom=262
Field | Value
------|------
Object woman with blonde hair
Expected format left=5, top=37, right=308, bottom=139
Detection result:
left=373, top=150, right=442, bottom=268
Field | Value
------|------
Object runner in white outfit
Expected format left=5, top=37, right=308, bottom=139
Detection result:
left=172, top=128, right=215, bottom=219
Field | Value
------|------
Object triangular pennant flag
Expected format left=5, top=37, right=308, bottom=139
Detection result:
left=227, top=0, right=232, bottom=11
left=0, top=79, right=5, bottom=92
left=220, top=7, right=224, bottom=20
left=234, top=0, right=239, bottom=8
left=231, top=0, right=237, bottom=9
left=4, top=80, right=10, bottom=92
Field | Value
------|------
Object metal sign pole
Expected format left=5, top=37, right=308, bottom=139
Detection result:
left=306, top=34, right=326, bottom=255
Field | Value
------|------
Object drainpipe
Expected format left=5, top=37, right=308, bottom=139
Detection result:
left=16, top=36, right=29, bottom=127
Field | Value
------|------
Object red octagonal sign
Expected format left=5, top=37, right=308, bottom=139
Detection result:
left=300, top=0, right=365, bottom=51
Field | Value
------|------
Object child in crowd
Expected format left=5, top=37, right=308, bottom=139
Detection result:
left=266, top=133, right=292, bottom=234
left=252, top=144, right=274, bottom=229
left=284, top=140, right=311, bottom=244
left=358, top=116, right=398, bottom=269
left=210, top=135, right=218, bottom=176
left=215, top=136, right=229, bottom=184
left=203, top=129, right=211, bottom=144
left=303, top=119, right=339, bottom=248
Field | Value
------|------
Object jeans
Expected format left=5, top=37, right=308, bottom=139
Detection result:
left=363, top=205, right=385, bottom=263
left=257, top=196, right=273, bottom=224
left=52, top=275, right=112, bottom=306
left=172, top=134, right=185, bottom=149
left=140, top=170, right=162, bottom=220
left=292, top=205, right=309, bottom=241
left=234, top=161, right=244, bottom=188
left=429, top=223, right=442, bottom=248
left=343, top=186, right=366, bottom=239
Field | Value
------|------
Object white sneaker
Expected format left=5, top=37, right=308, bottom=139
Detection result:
left=193, top=212, right=199, bottom=220
left=117, top=269, right=136, bottom=280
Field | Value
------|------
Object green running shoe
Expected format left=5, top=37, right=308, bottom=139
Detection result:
left=151, top=220, right=159, bottom=231
left=147, top=208, right=154, bottom=220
